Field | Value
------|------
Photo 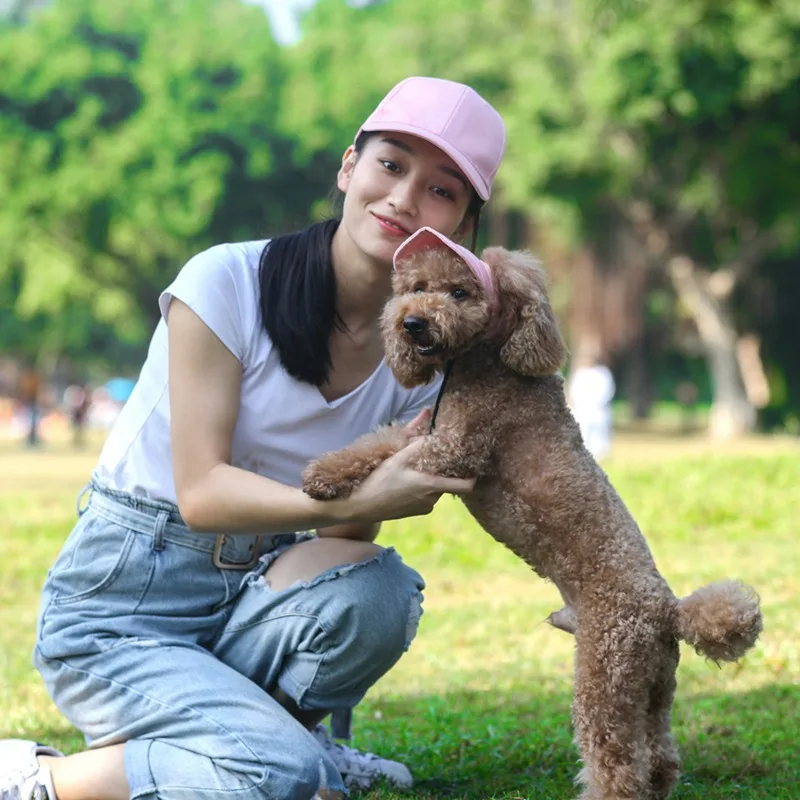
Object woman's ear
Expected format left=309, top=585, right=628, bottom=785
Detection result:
left=337, top=146, right=357, bottom=192
left=483, top=247, right=568, bottom=376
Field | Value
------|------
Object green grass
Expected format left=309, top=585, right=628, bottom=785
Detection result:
left=1, top=436, right=798, bottom=798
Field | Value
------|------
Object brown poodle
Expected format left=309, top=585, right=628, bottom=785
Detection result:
left=302, top=230, right=763, bottom=800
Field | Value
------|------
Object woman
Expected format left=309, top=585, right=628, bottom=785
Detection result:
left=1, top=76, right=507, bottom=800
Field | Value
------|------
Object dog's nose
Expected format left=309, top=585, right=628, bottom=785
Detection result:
left=403, top=316, right=428, bottom=337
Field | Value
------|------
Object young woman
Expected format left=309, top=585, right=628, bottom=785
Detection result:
left=1, top=76, right=507, bottom=800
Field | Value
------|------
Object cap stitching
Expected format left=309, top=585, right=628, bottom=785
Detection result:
left=439, top=88, right=488, bottom=179
left=440, top=86, right=469, bottom=136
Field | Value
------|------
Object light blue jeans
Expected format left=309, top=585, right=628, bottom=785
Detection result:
left=33, top=482, right=425, bottom=800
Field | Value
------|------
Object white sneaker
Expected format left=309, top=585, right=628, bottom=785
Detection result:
left=311, top=723, right=413, bottom=790
left=0, top=740, right=63, bottom=800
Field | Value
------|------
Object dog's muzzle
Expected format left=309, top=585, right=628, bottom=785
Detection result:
left=402, top=316, right=428, bottom=338
left=402, top=315, right=443, bottom=356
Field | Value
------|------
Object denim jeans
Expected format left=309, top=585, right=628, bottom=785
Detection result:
left=33, top=482, right=425, bottom=800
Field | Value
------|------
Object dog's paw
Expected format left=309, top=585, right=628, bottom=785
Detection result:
left=302, top=459, right=358, bottom=501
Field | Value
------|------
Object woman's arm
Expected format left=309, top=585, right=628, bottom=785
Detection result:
left=168, top=299, right=351, bottom=532
left=168, top=300, right=473, bottom=534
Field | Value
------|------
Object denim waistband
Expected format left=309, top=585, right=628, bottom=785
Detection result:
left=85, top=477, right=186, bottom=522
left=82, top=479, right=300, bottom=564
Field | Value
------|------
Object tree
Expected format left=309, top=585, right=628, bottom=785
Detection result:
left=280, top=0, right=511, bottom=160
left=0, top=0, right=325, bottom=337
left=290, top=0, right=800, bottom=437
left=496, top=0, right=800, bottom=437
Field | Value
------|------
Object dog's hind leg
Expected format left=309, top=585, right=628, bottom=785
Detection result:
left=644, top=640, right=681, bottom=799
left=571, top=637, right=651, bottom=799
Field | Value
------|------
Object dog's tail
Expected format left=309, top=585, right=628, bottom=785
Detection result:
left=675, top=580, right=762, bottom=663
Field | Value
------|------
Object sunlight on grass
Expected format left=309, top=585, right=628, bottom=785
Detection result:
left=0, top=435, right=798, bottom=798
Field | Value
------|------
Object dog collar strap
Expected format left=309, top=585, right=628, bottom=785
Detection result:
left=429, top=358, right=455, bottom=433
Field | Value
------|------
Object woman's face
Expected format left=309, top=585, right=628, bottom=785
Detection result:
left=336, top=132, right=474, bottom=266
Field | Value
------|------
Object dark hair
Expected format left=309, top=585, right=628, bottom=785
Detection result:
left=259, top=131, right=484, bottom=386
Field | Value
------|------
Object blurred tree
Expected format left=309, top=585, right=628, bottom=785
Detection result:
left=0, top=262, right=147, bottom=379
left=280, top=0, right=508, bottom=158
left=288, top=0, right=800, bottom=437
left=496, top=0, right=800, bottom=437
left=3, top=0, right=798, bottom=435
left=0, top=0, right=330, bottom=342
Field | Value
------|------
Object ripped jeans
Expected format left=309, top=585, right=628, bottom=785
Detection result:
left=33, top=481, right=425, bottom=800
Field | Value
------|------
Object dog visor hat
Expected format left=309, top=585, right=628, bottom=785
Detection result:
left=357, top=77, right=506, bottom=201
left=393, top=226, right=496, bottom=303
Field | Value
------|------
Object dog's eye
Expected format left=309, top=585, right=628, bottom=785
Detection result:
left=450, top=288, right=469, bottom=300
left=413, top=285, right=425, bottom=294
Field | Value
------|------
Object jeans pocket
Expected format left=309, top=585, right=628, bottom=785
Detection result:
left=50, top=512, right=138, bottom=606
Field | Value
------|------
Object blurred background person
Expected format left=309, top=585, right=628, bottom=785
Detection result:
left=64, top=383, right=92, bottom=449
left=17, top=363, right=42, bottom=448
left=568, top=340, right=616, bottom=460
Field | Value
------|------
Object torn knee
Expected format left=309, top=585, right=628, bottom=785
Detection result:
left=292, top=552, right=425, bottom=707
left=405, top=587, right=424, bottom=650
left=265, top=538, right=382, bottom=591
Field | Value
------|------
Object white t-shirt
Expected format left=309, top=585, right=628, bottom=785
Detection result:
left=94, top=239, right=441, bottom=512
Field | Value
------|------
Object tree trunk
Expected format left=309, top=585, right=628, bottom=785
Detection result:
left=668, top=256, right=756, bottom=439
left=736, top=334, right=770, bottom=409
left=623, top=332, right=653, bottom=419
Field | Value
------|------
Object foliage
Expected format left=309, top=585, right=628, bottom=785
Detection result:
left=0, top=0, right=799, bottom=420
left=0, top=0, right=329, bottom=335
left=287, top=0, right=800, bottom=250
left=285, top=0, right=800, bottom=429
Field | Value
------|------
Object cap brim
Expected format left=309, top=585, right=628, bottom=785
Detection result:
left=359, top=121, right=491, bottom=201
left=393, top=227, right=495, bottom=301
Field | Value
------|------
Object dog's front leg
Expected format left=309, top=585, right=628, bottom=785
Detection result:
left=302, top=425, right=411, bottom=501
left=404, top=424, right=490, bottom=481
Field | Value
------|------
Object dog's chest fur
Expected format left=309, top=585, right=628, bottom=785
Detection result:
left=427, top=353, right=660, bottom=603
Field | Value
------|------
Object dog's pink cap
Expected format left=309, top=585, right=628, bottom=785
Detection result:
left=357, top=77, right=506, bottom=201
left=393, top=226, right=495, bottom=302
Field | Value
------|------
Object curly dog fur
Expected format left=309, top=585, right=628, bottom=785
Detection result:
left=303, top=246, right=763, bottom=799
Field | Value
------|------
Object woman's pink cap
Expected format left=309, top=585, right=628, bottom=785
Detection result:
left=393, top=226, right=496, bottom=302
left=358, top=76, right=506, bottom=201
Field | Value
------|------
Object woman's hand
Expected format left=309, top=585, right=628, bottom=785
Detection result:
left=341, top=438, right=475, bottom=523
left=404, top=407, right=433, bottom=437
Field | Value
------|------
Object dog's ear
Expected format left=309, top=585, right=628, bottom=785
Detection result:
left=483, top=247, right=567, bottom=376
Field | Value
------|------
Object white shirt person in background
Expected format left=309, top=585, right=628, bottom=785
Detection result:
left=568, top=341, right=616, bottom=461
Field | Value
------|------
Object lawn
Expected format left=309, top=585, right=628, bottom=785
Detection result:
left=1, top=434, right=798, bottom=799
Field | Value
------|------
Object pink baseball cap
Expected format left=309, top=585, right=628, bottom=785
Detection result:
left=393, top=226, right=496, bottom=303
left=357, top=76, right=506, bottom=201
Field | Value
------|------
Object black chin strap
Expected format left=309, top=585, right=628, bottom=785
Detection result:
left=429, top=359, right=455, bottom=433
